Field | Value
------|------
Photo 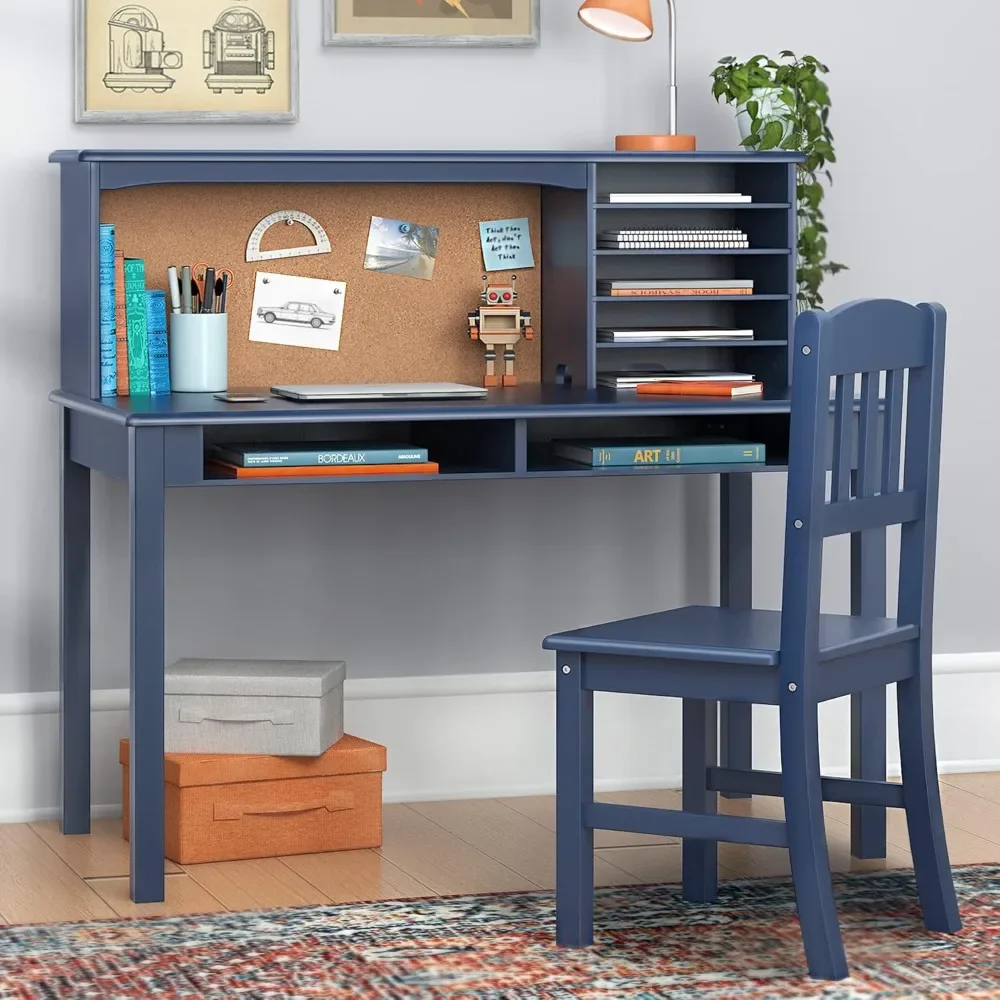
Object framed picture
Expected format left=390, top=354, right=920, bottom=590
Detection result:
left=75, top=0, right=298, bottom=123
left=324, top=0, right=539, bottom=47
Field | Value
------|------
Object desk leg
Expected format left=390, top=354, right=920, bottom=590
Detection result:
left=719, top=473, right=753, bottom=798
left=129, top=427, right=166, bottom=903
left=61, top=410, right=91, bottom=835
left=850, top=468, right=888, bottom=859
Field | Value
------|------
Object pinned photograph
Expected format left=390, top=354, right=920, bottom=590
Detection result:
left=364, top=217, right=440, bottom=281
left=249, top=272, right=347, bottom=351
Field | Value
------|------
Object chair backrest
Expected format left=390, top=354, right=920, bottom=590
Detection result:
left=779, top=298, right=947, bottom=686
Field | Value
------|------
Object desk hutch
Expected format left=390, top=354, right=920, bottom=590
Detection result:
left=49, top=149, right=888, bottom=903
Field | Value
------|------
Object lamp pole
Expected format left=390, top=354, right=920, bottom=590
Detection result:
left=666, top=0, right=678, bottom=136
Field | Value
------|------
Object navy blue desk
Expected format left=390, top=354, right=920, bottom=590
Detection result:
left=50, top=149, right=887, bottom=902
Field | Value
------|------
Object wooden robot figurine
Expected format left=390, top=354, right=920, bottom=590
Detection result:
left=467, top=274, right=533, bottom=388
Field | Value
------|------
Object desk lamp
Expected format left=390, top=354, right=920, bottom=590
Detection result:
left=578, top=0, right=697, bottom=151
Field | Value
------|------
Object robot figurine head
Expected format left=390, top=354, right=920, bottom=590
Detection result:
left=481, top=273, right=518, bottom=306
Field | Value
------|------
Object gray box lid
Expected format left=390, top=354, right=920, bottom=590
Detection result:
left=165, top=659, right=346, bottom=698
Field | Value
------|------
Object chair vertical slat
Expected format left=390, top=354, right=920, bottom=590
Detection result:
left=882, top=369, right=905, bottom=493
left=856, top=372, right=881, bottom=498
left=831, top=375, right=852, bottom=502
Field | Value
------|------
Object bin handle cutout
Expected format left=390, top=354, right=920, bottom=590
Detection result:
left=214, top=791, right=354, bottom=822
left=178, top=708, right=295, bottom=726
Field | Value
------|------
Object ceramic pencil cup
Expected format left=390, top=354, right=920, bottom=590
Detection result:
left=170, top=314, right=228, bottom=393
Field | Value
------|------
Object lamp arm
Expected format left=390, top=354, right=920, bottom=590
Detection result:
left=665, top=0, right=677, bottom=135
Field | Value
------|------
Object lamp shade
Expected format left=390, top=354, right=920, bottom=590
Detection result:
left=577, top=0, right=653, bottom=41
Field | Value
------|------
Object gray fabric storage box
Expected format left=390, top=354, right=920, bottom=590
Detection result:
left=164, top=659, right=346, bottom=757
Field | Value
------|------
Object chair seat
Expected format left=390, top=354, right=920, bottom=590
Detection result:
left=542, top=605, right=917, bottom=667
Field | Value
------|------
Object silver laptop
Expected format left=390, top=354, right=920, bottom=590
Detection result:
left=270, top=382, right=488, bottom=402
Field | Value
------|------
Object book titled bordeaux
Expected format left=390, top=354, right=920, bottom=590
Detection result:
left=210, top=442, right=430, bottom=468
left=553, top=438, right=766, bottom=468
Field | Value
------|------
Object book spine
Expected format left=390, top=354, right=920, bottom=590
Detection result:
left=124, top=258, right=150, bottom=394
left=113, top=251, right=130, bottom=396
left=98, top=225, right=117, bottom=397
left=603, top=288, right=754, bottom=297
left=563, top=444, right=765, bottom=466
left=145, top=290, right=171, bottom=395
left=211, top=446, right=431, bottom=468
left=207, top=461, right=440, bottom=479
left=599, top=242, right=750, bottom=249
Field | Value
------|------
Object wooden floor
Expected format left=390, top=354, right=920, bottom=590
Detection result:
left=1, top=774, right=999, bottom=926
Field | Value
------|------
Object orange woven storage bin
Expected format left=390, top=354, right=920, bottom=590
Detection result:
left=120, top=734, right=386, bottom=864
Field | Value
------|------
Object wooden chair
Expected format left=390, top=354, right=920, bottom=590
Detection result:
left=543, top=299, right=962, bottom=980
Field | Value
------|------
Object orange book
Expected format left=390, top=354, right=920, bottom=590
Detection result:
left=113, top=251, right=129, bottom=396
left=636, top=381, right=764, bottom=398
left=206, top=460, right=440, bottom=479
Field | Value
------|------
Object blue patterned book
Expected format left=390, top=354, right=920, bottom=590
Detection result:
left=145, top=290, right=171, bottom=395
left=123, top=258, right=149, bottom=394
left=98, top=224, right=117, bottom=397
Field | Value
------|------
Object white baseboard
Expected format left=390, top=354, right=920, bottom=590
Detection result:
left=0, top=652, right=998, bottom=824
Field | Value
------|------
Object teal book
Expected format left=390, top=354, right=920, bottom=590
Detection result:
left=145, top=290, right=171, bottom=395
left=123, top=258, right=149, bottom=395
left=99, top=224, right=117, bottom=397
left=210, top=443, right=430, bottom=468
left=553, top=438, right=766, bottom=468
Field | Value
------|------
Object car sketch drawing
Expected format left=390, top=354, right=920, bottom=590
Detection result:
left=257, top=301, right=337, bottom=329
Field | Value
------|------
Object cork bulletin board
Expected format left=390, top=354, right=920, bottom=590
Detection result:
left=101, top=184, right=542, bottom=387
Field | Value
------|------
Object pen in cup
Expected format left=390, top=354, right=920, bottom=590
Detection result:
left=180, top=266, right=192, bottom=314
left=167, top=266, right=182, bottom=315
left=201, top=268, right=216, bottom=314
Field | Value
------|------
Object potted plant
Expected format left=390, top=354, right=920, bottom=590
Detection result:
left=710, top=51, right=846, bottom=310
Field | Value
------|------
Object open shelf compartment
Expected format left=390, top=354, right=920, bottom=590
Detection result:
left=201, top=419, right=518, bottom=483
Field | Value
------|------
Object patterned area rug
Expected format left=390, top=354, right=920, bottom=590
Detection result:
left=1, top=866, right=998, bottom=999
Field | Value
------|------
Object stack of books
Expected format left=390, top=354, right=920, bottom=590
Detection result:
left=206, top=442, right=440, bottom=479
left=597, top=367, right=764, bottom=398
left=603, top=192, right=751, bottom=205
left=597, top=279, right=754, bottom=297
left=99, top=223, right=171, bottom=397
left=597, top=327, right=754, bottom=344
left=599, top=228, right=750, bottom=250
left=553, top=437, right=766, bottom=468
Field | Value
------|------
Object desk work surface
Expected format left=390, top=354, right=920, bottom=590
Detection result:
left=52, top=385, right=796, bottom=426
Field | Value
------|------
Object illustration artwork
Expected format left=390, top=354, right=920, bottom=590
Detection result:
left=353, top=0, right=513, bottom=16
left=324, top=0, right=537, bottom=46
left=467, top=273, right=533, bottom=387
left=258, top=301, right=340, bottom=329
left=249, top=272, right=347, bottom=352
left=103, top=5, right=183, bottom=93
left=364, top=217, right=440, bottom=281
left=205, top=6, right=276, bottom=94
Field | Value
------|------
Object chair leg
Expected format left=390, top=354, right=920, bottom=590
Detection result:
left=682, top=698, right=718, bottom=903
left=556, top=652, right=595, bottom=947
left=781, top=697, right=848, bottom=981
left=896, top=670, right=962, bottom=933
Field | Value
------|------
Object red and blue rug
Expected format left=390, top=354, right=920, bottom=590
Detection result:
left=1, top=865, right=998, bottom=998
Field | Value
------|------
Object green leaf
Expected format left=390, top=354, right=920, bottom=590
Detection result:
left=746, top=100, right=760, bottom=120
left=717, top=55, right=736, bottom=65
left=779, top=49, right=795, bottom=58
left=759, top=120, right=784, bottom=150
left=740, top=133, right=761, bottom=148
left=712, top=79, right=728, bottom=100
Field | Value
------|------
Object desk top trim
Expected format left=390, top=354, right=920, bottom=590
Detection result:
left=50, top=149, right=806, bottom=165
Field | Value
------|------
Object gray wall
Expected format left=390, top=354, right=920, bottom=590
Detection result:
left=1, top=0, right=994, bottom=694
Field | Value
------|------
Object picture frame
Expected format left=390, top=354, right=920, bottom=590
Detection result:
left=75, top=0, right=299, bottom=123
left=323, top=0, right=539, bottom=47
